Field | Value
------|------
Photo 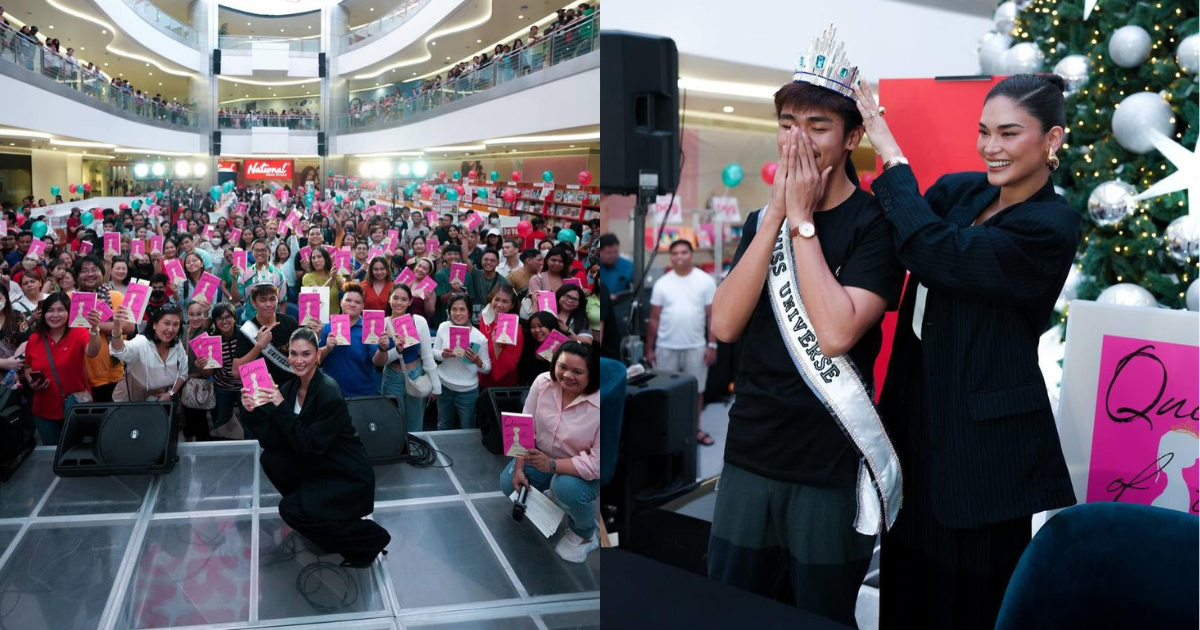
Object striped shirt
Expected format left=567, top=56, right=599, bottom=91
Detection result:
left=212, top=334, right=242, bottom=391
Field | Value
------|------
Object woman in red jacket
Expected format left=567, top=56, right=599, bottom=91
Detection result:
left=478, top=284, right=523, bottom=389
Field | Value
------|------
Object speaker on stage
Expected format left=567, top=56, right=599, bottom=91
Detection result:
left=600, top=31, right=680, bottom=195
left=347, top=396, right=408, bottom=465
left=54, top=402, right=178, bottom=477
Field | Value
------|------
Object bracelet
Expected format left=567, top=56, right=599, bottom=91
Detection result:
left=882, top=156, right=909, bottom=172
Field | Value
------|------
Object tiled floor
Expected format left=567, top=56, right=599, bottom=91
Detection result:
left=0, top=431, right=599, bottom=630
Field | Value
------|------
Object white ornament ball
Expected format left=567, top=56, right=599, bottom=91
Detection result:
left=1060, top=265, right=1082, bottom=300
left=1005, top=42, right=1044, bottom=74
left=1098, top=283, right=1159, bottom=308
left=1111, top=92, right=1175, bottom=154
left=994, top=1, right=1018, bottom=34
left=1108, top=25, right=1152, bottom=68
left=1087, top=180, right=1138, bottom=227
left=1187, top=279, right=1199, bottom=312
left=1177, top=34, right=1200, bottom=76
left=980, top=33, right=1014, bottom=75
left=1163, top=214, right=1200, bottom=264
left=1053, top=54, right=1090, bottom=96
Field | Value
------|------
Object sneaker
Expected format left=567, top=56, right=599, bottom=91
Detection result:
left=554, top=530, right=598, bottom=563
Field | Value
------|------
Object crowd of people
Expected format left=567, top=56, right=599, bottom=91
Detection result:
left=218, top=108, right=320, bottom=130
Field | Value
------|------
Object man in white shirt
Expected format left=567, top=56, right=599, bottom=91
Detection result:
left=646, top=239, right=719, bottom=446
left=497, top=237, right=521, bottom=278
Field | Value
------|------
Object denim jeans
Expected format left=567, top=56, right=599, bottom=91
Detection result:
left=34, top=415, right=64, bottom=447
left=380, top=364, right=430, bottom=434
left=436, top=387, right=478, bottom=430
left=499, top=460, right=600, bottom=539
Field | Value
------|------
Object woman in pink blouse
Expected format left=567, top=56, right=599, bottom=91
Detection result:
left=499, top=341, right=600, bottom=563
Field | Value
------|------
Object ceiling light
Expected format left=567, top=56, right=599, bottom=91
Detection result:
left=174, top=162, right=192, bottom=178
left=431, top=41, right=436, bottom=46
left=0, top=130, right=51, bottom=139
left=79, top=47, right=84, bottom=51
left=52, top=148, right=57, bottom=151
left=7, top=143, right=12, bottom=147
left=48, top=25, right=54, bottom=29
left=151, top=162, right=166, bottom=177
left=148, top=72, right=153, bottom=75
left=518, top=15, right=524, bottom=19
left=146, top=63, right=150, bottom=66
left=723, top=106, right=735, bottom=113
left=104, top=63, right=108, bottom=66
left=569, top=145, right=575, bottom=148
left=245, top=94, right=249, bottom=97
left=247, top=22, right=251, bottom=26
left=370, top=7, right=375, bottom=11
left=193, top=162, right=207, bottom=177
left=281, top=28, right=285, bottom=32
left=101, top=30, right=106, bottom=34
left=412, top=162, right=429, bottom=178
left=308, top=25, right=312, bottom=29
left=477, top=39, right=482, bottom=43
left=134, top=163, right=149, bottom=178
left=397, top=163, right=412, bottom=177
left=158, top=82, right=162, bottom=86
left=50, top=139, right=115, bottom=148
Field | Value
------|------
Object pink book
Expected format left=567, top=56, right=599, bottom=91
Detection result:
left=229, top=228, right=243, bottom=245
left=535, top=329, right=570, bottom=361
left=427, top=235, right=440, bottom=254
left=201, top=224, right=213, bottom=241
left=299, top=246, right=311, bottom=262
left=387, top=229, right=399, bottom=242
left=494, top=313, right=519, bottom=346
left=449, top=262, right=468, bottom=286
left=236, top=202, right=246, bottom=214
left=149, top=235, right=163, bottom=255
left=368, top=246, right=384, bottom=260
left=68, top=292, right=96, bottom=328
left=413, top=276, right=437, bottom=299
left=278, top=223, right=290, bottom=239
left=448, top=325, right=471, bottom=355
left=103, top=232, right=120, bottom=256
left=177, top=219, right=188, bottom=232
left=95, top=299, right=113, bottom=323
left=394, top=267, right=416, bottom=286
left=25, top=239, right=46, bottom=261
left=462, top=211, right=482, bottom=231
left=330, top=314, right=351, bottom=344
left=298, top=292, right=321, bottom=325
left=238, top=358, right=275, bottom=401
left=148, top=204, right=160, bottom=218
left=391, top=314, right=420, bottom=348
left=268, top=206, right=280, bottom=219
left=78, top=240, right=93, bottom=256
left=563, top=277, right=584, bottom=290
left=426, top=211, right=438, bottom=225
left=194, top=272, right=220, bottom=305
left=362, top=310, right=386, bottom=344
left=0, top=220, right=7, bottom=235
left=536, top=291, right=557, bottom=314
left=189, top=333, right=222, bottom=369
left=334, top=249, right=353, bottom=276
left=231, top=249, right=248, bottom=273
left=125, top=281, right=151, bottom=322
left=501, top=412, right=536, bottom=457
left=130, top=239, right=145, bottom=259
left=163, top=258, right=185, bottom=285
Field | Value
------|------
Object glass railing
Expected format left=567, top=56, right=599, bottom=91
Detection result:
left=218, top=35, right=321, bottom=53
left=0, top=23, right=199, bottom=128
left=217, top=113, right=320, bottom=130
left=120, top=0, right=198, bottom=47
left=340, top=0, right=430, bottom=50
left=337, top=13, right=598, bottom=131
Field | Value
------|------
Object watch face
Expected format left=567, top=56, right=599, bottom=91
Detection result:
left=799, top=222, right=816, bottom=238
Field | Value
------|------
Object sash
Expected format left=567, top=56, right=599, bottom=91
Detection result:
left=239, top=320, right=296, bottom=376
left=763, top=212, right=903, bottom=535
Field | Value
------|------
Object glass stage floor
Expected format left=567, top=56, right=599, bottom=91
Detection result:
left=0, top=430, right=600, bottom=630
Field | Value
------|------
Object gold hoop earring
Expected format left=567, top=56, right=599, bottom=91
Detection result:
left=1047, top=148, right=1060, bottom=172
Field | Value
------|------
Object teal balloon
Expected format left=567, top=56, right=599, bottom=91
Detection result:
left=488, top=171, right=499, bottom=182
left=721, top=163, right=744, bottom=187
left=557, top=228, right=577, bottom=243
left=446, top=190, right=459, bottom=202
left=30, top=221, right=47, bottom=239
left=327, top=169, right=333, bottom=176
left=131, top=199, right=142, bottom=210
left=475, top=187, right=487, bottom=199
left=50, top=186, right=60, bottom=196
left=435, top=185, right=446, bottom=195
left=542, top=170, right=554, bottom=183
left=80, top=211, right=94, bottom=226
left=452, top=171, right=461, bottom=180
left=335, top=195, right=343, bottom=204
left=210, top=186, right=221, bottom=201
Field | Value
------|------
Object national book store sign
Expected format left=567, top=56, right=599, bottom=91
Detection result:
left=244, top=160, right=294, bottom=180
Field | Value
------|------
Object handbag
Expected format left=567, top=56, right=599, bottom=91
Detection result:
left=181, top=378, right=216, bottom=410
left=403, top=365, right=433, bottom=398
left=43, top=336, right=93, bottom=417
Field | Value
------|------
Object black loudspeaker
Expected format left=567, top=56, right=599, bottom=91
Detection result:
left=319, top=52, right=326, bottom=78
left=213, top=49, right=221, bottom=75
left=0, top=391, right=35, bottom=482
left=317, top=132, right=327, bottom=157
left=54, top=402, right=179, bottom=477
left=479, top=387, right=528, bottom=455
left=600, top=31, right=679, bottom=195
left=346, top=396, right=408, bottom=465
left=212, top=131, right=221, bottom=156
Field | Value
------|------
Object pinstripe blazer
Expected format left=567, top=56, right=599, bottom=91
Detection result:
left=873, top=165, right=1079, bottom=528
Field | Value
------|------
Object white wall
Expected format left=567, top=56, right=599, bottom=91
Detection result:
left=603, top=0, right=993, bottom=79
left=31, top=150, right=84, bottom=205
left=0, top=74, right=205, bottom=153
left=335, top=66, right=598, bottom=155
left=337, top=0, right=472, bottom=76
left=220, top=48, right=320, bottom=77
left=92, top=0, right=206, bottom=72
left=220, top=132, right=318, bottom=156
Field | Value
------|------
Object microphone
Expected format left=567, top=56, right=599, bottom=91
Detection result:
left=512, top=485, right=529, bottom=522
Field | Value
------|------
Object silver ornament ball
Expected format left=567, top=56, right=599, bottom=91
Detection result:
left=1187, top=279, right=1199, bottom=312
left=993, top=2, right=1017, bottom=34
left=1163, top=214, right=1200, bottom=264
left=1053, top=54, right=1090, bottom=96
left=1005, top=42, right=1044, bottom=74
left=1111, top=92, right=1175, bottom=154
left=980, top=33, right=1013, bottom=75
left=1087, top=180, right=1138, bottom=227
left=1108, top=25, right=1152, bottom=68
left=1178, top=33, right=1199, bottom=76
left=1060, top=265, right=1082, bottom=300
left=1097, top=283, right=1159, bottom=309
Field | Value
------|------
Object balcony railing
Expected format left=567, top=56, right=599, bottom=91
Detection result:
left=0, top=24, right=199, bottom=128
left=218, top=113, right=320, bottom=130
left=119, top=0, right=198, bottom=47
left=337, top=13, right=598, bottom=132
left=218, top=36, right=321, bottom=53
left=340, top=0, right=431, bottom=50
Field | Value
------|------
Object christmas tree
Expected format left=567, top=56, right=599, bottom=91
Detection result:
left=987, top=0, right=1198, bottom=312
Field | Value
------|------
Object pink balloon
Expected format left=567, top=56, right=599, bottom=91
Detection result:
left=454, top=184, right=465, bottom=196
left=761, top=161, right=778, bottom=185
left=502, top=189, right=516, bottom=203
left=68, top=184, right=77, bottom=193
left=84, top=183, right=92, bottom=192
left=577, top=171, right=593, bottom=186
left=467, top=170, right=477, bottom=180
left=511, top=171, right=521, bottom=182
left=119, top=203, right=129, bottom=210
left=516, top=220, right=532, bottom=237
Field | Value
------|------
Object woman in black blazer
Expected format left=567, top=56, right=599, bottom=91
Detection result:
left=853, top=74, right=1079, bottom=629
left=242, top=327, right=391, bottom=568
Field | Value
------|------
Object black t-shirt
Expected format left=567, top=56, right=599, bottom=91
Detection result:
left=234, top=313, right=300, bottom=388
left=726, top=189, right=905, bottom=487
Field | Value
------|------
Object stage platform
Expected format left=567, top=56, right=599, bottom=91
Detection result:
left=0, top=430, right=600, bottom=630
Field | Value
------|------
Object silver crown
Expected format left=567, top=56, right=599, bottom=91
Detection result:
left=793, top=24, right=859, bottom=99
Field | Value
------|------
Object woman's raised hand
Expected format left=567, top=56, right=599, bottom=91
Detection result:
left=852, top=78, right=902, bottom=162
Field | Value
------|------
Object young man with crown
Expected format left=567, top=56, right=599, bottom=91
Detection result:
left=708, top=26, right=906, bottom=625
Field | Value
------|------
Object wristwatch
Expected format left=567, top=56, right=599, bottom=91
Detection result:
left=707, top=342, right=718, bottom=350
left=789, top=221, right=816, bottom=239
left=550, top=459, right=557, bottom=472
left=883, top=156, right=910, bottom=171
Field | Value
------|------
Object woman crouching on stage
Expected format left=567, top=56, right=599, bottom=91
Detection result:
left=241, top=326, right=391, bottom=568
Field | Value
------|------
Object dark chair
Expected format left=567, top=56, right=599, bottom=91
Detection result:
left=995, top=502, right=1199, bottom=630
left=598, top=357, right=626, bottom=486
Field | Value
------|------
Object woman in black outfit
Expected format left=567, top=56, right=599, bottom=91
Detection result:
left=241, top=327, right=391, bottom=568
left=856, top=74, right=1079, bottom=630
left=516, top=311, right=565, bottom=386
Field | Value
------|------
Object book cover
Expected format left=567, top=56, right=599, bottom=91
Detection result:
left=231, top=249, right=248, bottom=273
left=201, top=224, right=213, bottom=241
left=362, top=310, right=386, bottom=344
left=267, top=206, right=280, bottom=219
left=462, top=211, right=483, bottom=231
left=68, top=292, right=96, bottom=328
left=148, top=204, right=159, bottom=217
left=501, top=412, right=536, bottom=457
left=0, top=219, right=7, bottom=235
left=330, top=314, right=351, bottom=344
left=149, top=235, right=163, bottom=255
left=299, top=246, right=311, bottom=262
left=130, top=239, right=145, bottom=259
left=238, top=358, right=275, bottom=402
left=194, top=272, right=220, bottom=305
left=78, top=240, right=93, bottom=256
left=562, top=277, right=584, bottom=290
left=395, top=267, right=416, bottom=286
left=298, top=292, right=322, bottom=326
left=300, top=286, right=330, bottom=323
left=103, top=232, right=120, bottom=256
left=189, top=334, right=222, bottom=369
left=25, top=239, right=46, bottom=261
left=124, top=281, right=151, bottom=322
left=388, top=229, right=399, bottom=242
left=536, top=291, right=557, bottom=314
left=229, top=228, right=243, bottom=246
left=95, top=298, right=113, bottom=322
left=495, top=313, right=519, bottom=345
left=177, top=219, right=188, bottom=232
left=426, top=211, right=438, bottom=225
left=368, top=246, right=384, bottom=260
left=536, top=329, right=570, bottom=361
left=413, top=276, right=437, bottom=299
left=449, top=262, right=468, bottom=286
left=427, top=235, right=440, bottom=254
left=236, top=202, right=246, bottom=214
left=391, top=314, right=420, bottom=348
left=334, top=249, right=353, bottom=276
left=448, top=325, right=471, bottom=355
left=163, top=258, right=185, bottom=285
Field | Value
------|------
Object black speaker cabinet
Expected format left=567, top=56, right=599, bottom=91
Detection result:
left=347, top=396, right=408, bottom=465
left=212, top=131, right=222, bottom=156
left=213, top=48, right=221, bottom=75
left=0, top=392, right=35, bottom=482
left=317, top=132, right=327, bottom=157
left=600, top=31, right=680, bottom=195
left=319, top=52, right=327, bottom=78
left=54, top=402, right=178, bottom=477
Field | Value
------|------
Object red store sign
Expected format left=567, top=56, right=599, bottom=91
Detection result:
left=217, top=161, right=239, bottom=173
left=244, top=160, right=294, bottom=180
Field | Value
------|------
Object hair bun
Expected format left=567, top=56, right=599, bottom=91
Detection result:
left=1038, top=73, right=1067, bottom=94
